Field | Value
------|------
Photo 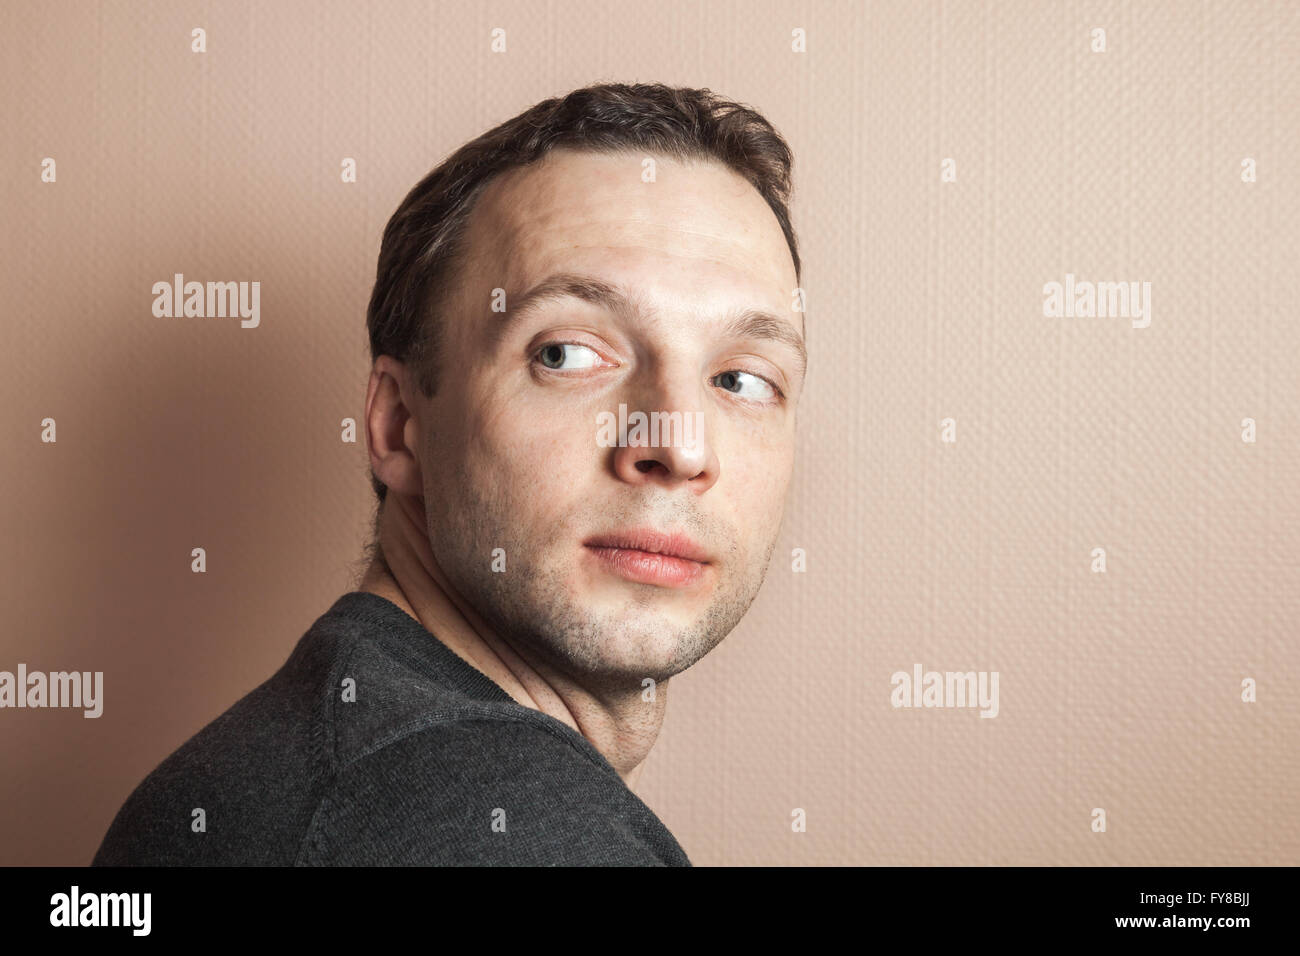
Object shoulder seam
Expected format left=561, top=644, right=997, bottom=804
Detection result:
left=294, top=621, right=366, bottom=866
left=295, top=710, right=621, bottom=866
left=343, top=705, right=617, bottom=777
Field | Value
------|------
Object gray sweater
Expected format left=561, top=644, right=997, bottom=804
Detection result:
left=91, top=591, right=691, bottom=866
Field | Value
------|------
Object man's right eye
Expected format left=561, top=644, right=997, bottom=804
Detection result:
left=536, top=342, right=603, bottom=370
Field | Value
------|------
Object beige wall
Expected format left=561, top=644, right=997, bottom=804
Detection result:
left=2, top=0, right=1296, bottom=866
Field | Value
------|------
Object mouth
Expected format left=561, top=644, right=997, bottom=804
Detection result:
left=582, top=528, right=711, bottom=588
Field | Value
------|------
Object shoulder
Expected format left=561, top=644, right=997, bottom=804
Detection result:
left=300, top=711, right=691, bottom=866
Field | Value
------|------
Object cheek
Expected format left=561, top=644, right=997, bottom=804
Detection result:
left=723, top=426, right=794, bottom=495
left=460, top=397, right=595, bottom=522
left=719, top=441, right=794, bottom=540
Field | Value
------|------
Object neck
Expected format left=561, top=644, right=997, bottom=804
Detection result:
left=357, top=493, right=667, bottom=790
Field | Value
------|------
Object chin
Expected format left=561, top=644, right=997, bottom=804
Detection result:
left=568, top=620, right=696, bottom=682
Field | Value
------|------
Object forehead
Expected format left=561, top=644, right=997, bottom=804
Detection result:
left=457, top=148, right=797, bottom=310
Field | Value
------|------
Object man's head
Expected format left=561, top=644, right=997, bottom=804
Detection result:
left=364, top=83, right=805, bottom=690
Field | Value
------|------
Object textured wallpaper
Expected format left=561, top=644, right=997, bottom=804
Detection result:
left=1, top=0, right=1296, bottom=866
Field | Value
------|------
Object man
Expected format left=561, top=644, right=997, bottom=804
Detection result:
left=93, top=82, right=806, bottom=866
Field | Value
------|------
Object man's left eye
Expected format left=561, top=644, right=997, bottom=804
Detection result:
left=712, top=370, right=777, bottom=401
left=536, top=343, right=603, bottom=370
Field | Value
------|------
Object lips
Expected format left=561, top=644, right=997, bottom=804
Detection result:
left=582, top=529, right=711, bottom=588
left=583, top=529, right=710, bottom=563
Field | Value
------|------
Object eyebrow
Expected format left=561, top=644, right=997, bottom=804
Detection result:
left=496, top=272, right=807, bottom=376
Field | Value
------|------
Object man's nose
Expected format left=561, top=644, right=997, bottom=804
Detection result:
left=609, top=401, right=719, bottom=493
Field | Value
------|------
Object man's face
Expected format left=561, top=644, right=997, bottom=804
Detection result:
left=415, top=148, right=804, bottom=690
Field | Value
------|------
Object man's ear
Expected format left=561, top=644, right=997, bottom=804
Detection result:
left=365, top=356, right=424, bottom=497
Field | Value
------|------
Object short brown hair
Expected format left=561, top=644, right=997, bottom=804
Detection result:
left=364, top=82, right=801, bottom=509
